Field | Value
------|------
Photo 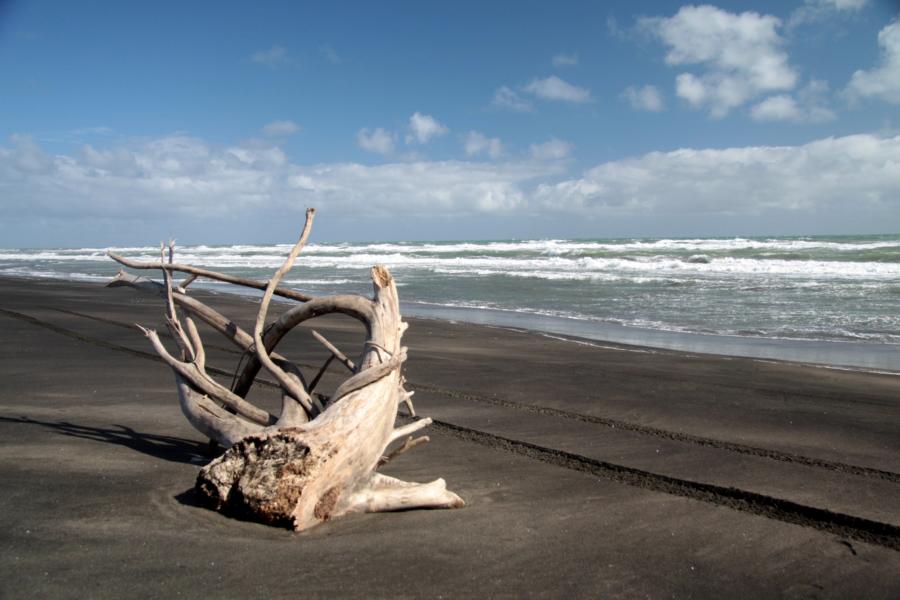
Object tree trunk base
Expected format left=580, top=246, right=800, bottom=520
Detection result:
left=197, top=428, right=464, bottom=531
left=196, top=428, right=326, bottom=529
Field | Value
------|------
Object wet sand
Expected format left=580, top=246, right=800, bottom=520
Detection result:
left=1, top=276, right=899, bottom=598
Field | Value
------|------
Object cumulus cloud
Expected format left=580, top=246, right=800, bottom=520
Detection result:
left=533, top=133, right=900, bottom=216
left=641, top=5, right=796, bottom=117
left=750, top=80, right=835, bottom=122
left=622, top=85, right=665, bottom=112
left=407, top=112, right=449, bottom=144
left=492, top=86, right=533, bottom=112
left=463, top=131, right=503, bottom=159
left=530, top=138, right=574, bottom=160
left=262, top=120, right=300, bottom=136
left=524, top=76, right=592, bottom=103
left=846, top=21, right=900, bottom=105
left=0, top=134, right=562, bottom=220
left=552, top=52, right=579, bottom=67
left=356, top=128, right=395, bottom=155
left=750, top=96, right=805, bottom=121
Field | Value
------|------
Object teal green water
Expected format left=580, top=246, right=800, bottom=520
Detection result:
left=2, top=234, right=899, bottom=345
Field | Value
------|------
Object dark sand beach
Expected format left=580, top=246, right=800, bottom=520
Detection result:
left=1, top=276, right=899, bottom=598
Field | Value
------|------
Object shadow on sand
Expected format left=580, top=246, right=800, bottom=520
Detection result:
left=0, top=415, right=220, bottom=465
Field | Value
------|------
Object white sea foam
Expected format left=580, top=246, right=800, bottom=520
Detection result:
left=4, top=236, right=897, bottom=262
left=3, top=235, right=899, bottom=349
left=292, top=253, right=900, bottom=281
left=2, top=246, right=898, bottom=281
left=280, top=278, right=356, bottom=286
left=0, top=267, right=109, bottom=282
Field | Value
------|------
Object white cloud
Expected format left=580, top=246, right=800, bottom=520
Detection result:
left=492, top=86, right=533, bottom=112
left=249, top=45, right=292, bottom=68
left=530, top=138, right=574, bottom=160
left=407, top=112, right=449, bottom=144
left=750, top=96, right=804, bottom=121
left=262, top=120, right=300, bottom=136
left=463, top=131, right=503, bottom=159
left=846, top=21, right=900, bottom=105
left=750, top=80, right=835, bottom=122
left=357, top=128, right=395, bottom=155
left=287, top=161, right=552, bottom=214
left=533, top=134, right=900, bottom=216
left=1, top=133, right=899, bottom=228
left=641, top=5, right=797, bottom=117
left=552, top=53, right=579, bottom=67
left=622, top=85, right=665, bottom=112
left=0, top=134, right=561, bottom=220
left=524, top=76, right=592, bottom=103
left=0, top=134, right=288, bottom=219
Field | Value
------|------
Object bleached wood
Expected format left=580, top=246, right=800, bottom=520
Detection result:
left=109, top=212, right=463, bottom=531
left=250, top=208, right=317, bottom=417
left=230, top=294, right=375, bottom=398
left=173, top=373, right=261, bottom=446
left=108, top=271, right=257, bottom=353
left=345, top=474, right=464, bottom=514
left=379, top=435, right=429, bottom=466
left=389, top=417, right=432, bottom=443
left=140, top=326, right=273, bottom=426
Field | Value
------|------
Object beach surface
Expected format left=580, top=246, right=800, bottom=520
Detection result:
left=1, top=276, right=899, bottom=598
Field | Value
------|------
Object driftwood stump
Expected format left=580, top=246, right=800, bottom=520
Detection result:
left=108, top=208, right=463, bottom=530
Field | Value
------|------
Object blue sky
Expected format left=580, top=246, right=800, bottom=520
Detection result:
left=1, top=0, right=899, bottom=246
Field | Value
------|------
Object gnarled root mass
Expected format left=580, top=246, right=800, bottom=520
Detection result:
left=108, top=208, right=463, bottom=530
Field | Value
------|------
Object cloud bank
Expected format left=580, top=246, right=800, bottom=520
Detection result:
left=0, top=134, right=559, bottom=220
left=534, top=134, right=900, bottom=216
left=1, top=132, right=897, bottom=229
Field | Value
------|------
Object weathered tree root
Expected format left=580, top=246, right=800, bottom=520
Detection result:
left=108, top=208, right=463, bottom=530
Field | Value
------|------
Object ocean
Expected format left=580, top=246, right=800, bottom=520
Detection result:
left=2, top=234, right=899, bottom=371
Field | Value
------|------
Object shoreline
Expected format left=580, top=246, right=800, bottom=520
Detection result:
left=3, top=272, right=899, bottom=374
left=402, top=302, right=900, bottom=374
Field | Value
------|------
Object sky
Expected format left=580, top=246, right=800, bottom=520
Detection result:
left=1, top=0, right=899, bottom=246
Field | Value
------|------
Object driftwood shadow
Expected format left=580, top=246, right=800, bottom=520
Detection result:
left=0, top=415, right=218, bottom=465
left=173, top=487, right=208, bottom=508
